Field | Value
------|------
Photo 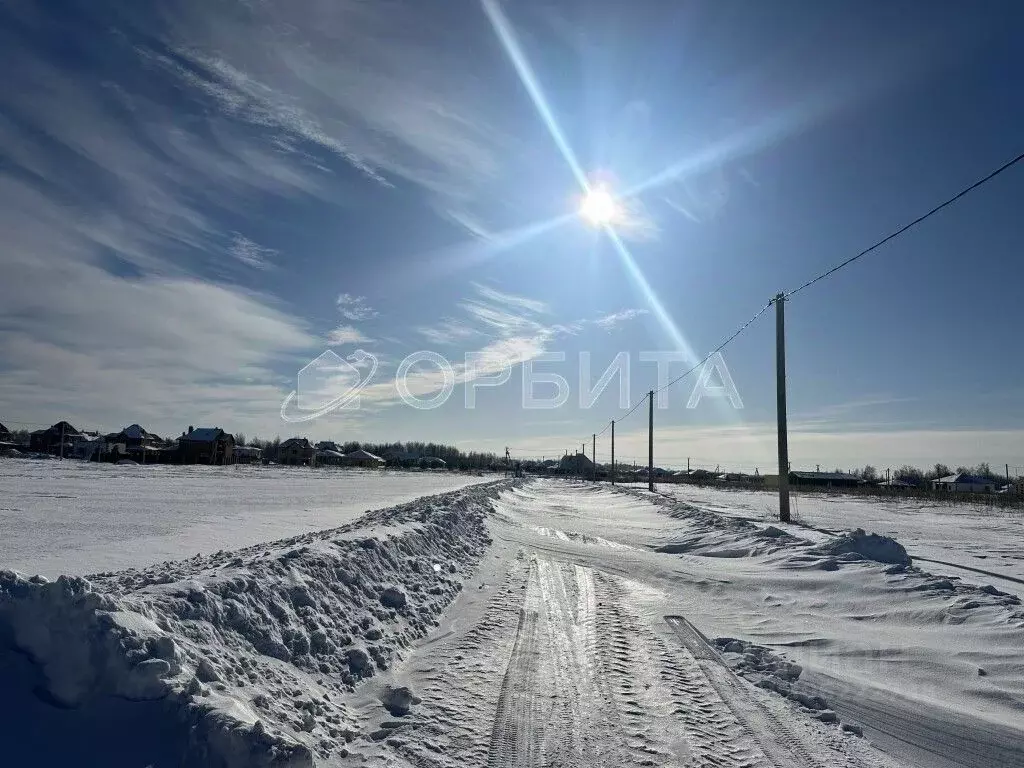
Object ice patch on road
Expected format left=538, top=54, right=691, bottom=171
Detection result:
left=0, top=481, right=512, bottom=767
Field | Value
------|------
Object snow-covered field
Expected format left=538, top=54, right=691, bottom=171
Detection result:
left=1, top=476, right=1022, bottom=767
left=0, top=459, right=492, bottom=577
left=644, top=482, right=1024, bottom=585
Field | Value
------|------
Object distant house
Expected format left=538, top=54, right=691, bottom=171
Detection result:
left=177, top=426, right=234, bottom=465
left=234, top=445, right=263, bottom=464
left=0, top=422, right=14, bottom=447
left=932, top=473, right=998, bottom=493
left=315, top=441, right=341, bottom=453
left=339, top=448, right=385, bottom=468
left=72, top=434, right=108, bottom=461
left=29, top=421, right=81, bottom=454
left=419, top=456, right=447, bottom=469
left=789, top=471, right=861, bottom=489
left=105, top=424, right=163, bottom=461
left=559, top=453, right=594, bottom=475
left=316, top=449, right=346, bottom=466
left=878, top=479, right=916, bottom=489
left=279, top=437, right=315, bottom=466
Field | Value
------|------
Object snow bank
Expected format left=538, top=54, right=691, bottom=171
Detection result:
left=622, top=486, right=1024, bottom=621
left=713, top=637, right=862, bottom=735
left=807, top=528, right=912, bottom=566
left=0, top=480, right=513, bottom=767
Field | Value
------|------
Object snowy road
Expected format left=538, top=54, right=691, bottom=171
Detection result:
left=0, top=459, right=492, bottom=576
left=351, top=480, right=1024, bottom=768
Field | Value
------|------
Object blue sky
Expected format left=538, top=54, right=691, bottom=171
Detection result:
left=2, top=0, right=1024, bottom=472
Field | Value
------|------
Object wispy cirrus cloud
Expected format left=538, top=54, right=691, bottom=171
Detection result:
left=415, top=318, right=481, bottom=346
left=595, top=308, right=649, bottom=330
left=336, top=294, right=378, bottom=321
left=229, top=233, right=277, bottom=270
left=471, top=283, right=549, bottom=315
left=141, top=0, right=511, bottom=204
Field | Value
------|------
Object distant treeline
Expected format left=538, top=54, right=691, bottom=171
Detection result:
left=244, top=435, right=502, bottom=471
left=859, top=462, right=1014, bottom=483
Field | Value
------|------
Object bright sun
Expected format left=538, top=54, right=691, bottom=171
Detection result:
left=579, top=185, right=620, bottom=226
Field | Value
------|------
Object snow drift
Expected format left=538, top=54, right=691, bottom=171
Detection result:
left=0, top=480, right=513, bottom=767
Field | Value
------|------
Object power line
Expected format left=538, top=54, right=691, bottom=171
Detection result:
left=785, top=150, right=1024, bottom=298
left=574, top=148, right=1024, bottom=468
left=655, top=301, right=774, bottom=395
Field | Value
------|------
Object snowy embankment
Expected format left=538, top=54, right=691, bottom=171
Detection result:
left=630, top=488, right=1024, bottom=622
left=646, top=481, right=1024, bottom=584
left=0, top=480, right=514, bottom=767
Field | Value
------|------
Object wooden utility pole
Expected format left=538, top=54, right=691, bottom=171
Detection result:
left=610, top=420, right=616, bottom=485
left=592, top=433, right=596, bottom=481
left=648, top=389, right=655, bottom=492
left=775, top=293, right=791, bottom=522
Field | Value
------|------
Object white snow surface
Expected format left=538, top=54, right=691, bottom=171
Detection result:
left=644, top=482, right=1024, bottom=585
left=0, top=459, right=492, bottom=577
left=2, top=476, right=1022, bottom=768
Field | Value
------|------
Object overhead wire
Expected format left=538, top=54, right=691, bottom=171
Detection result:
left=578, top=148, right=1024, bottom=455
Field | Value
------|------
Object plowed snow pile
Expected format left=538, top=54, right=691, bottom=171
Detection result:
left=0, top=480, right=513, bottom=767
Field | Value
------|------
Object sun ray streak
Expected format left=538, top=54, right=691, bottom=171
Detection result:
left=480, top=0, right=590, bottom=190
left=480, top=0, right=749, bottom=426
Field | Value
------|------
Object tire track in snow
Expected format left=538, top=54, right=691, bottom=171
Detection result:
left=665, top=614, right=832, bottom=768
left=486, top=605, right=542, bottom=768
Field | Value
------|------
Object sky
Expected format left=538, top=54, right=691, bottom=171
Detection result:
left=2, top=0, right=1024, bottom=473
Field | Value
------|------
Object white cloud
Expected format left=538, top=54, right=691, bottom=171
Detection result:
left=142, top=0, right=510, bottom=203
left=326, top=325, right=372, bottom=346
left=229, top=233, right=277, bottom=269
left=336, top=293, right=378, bottom=321
left=471, top=283, right=548, bottom=315
left=0, top=259, right=316, bottom=436
left=415, top=319, right=480, bottom=346
left=595, top=308, right=649, bottom=330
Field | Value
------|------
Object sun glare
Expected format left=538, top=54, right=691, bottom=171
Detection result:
left=579, top=185, right=620, bottom=227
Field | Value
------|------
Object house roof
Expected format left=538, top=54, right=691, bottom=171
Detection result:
left=181, top=427, right=226, bottom=443
left=0, top=423, right=9, bottom=434
left=935, top=473, right=993, bottom=485
left=343, top=448, right=383, bottom=461
left=281, top=437, right=313, bottom=449
left=791, top=471, right=860, bottom=482
left=317, top=449, right=345, bottom=458
left=44, top=421, right=80, bottom=437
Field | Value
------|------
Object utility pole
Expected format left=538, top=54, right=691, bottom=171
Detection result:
left=775, top=293, right=791, bottom=522
left=648, top=389, right=655, bottom=492
left=610, top=420, right=616, bottom=485
left=592, top=433, right=596, bottom=482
